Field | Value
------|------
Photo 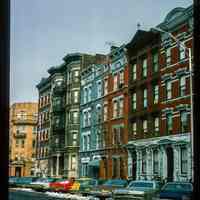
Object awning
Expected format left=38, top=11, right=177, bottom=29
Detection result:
left=88, top=159, right=100, bottom=167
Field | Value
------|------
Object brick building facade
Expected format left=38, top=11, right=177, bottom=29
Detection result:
left=126, top=5, right=193, bottom=182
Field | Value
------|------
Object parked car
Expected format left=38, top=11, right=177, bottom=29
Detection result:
left=89, top=179, right=128, bottom=200
left=9, top=176, right=19, bottom=187
left=49, top=178, right=74, bottom=192
left=10, top=177, right=38, bottom=188
left=29, top=177, right=58, bottom=192
left=159, top=182, right=193, bottom=200
left=69, top=177, right=106, bottom=195
left=112, top=180, right=162, bottom=200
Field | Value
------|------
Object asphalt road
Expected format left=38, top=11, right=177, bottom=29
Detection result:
left=9, top=189, right=66, bottom=200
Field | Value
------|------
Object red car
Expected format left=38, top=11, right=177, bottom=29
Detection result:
left=49, top=178, right=74, bottom=192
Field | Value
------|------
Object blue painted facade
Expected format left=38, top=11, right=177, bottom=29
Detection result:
left=79, top=63, right=109, bottom=178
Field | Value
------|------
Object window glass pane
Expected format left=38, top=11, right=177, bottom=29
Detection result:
left=142, top=58, right=147, bottom=77
left=143, top=89, right=147, bottom=108
left=166, top=48, right=171, bottom=65
left=179, top=46, right=186, bottom=60
left=166, top=81, right=172, bottom=100
left=133, top=64, right=137, bottom=80
left=154, top=85, right=159, bottom=104
left=133, top=122, right=137, bottom=135
left=133, top=93, right=137, bottom=110
left=180, top=76, right=186, bottom=96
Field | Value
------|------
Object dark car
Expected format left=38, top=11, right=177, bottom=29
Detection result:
left=112, top=180, right=162, bottom=200
left=159, top=182, right=193, bottom=200
left=89, top=179, right=128, bottom=200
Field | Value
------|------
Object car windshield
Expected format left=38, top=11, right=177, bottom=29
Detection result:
left=163, top=183, right=192, bottom=192
left=103, top=180, right=127, bottom=186
left=128, top=182, right=154, bottom=189
left=55, top=178, right=67, bottom=182
left=77, top=179, right=96, bottom=186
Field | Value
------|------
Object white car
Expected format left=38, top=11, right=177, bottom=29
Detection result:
left=113, top=180, right=162, bottom=200
left=30, top=178, right=57, bottom=190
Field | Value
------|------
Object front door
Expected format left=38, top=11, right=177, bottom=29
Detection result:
left=166, top=147, right=174, bottom=182
left=15, top=167, right=21, bottom=177
left=132, top=151, right=137, bottom=180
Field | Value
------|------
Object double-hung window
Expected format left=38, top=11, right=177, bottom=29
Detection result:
left=166, top=81, right=172, bottom=100
left=119, top=98, right=124, bottom=117
left=142, top=58, right=147, bottom=78
left=181, top=147, right=187, bottom=174
left=179, top=46, right=186, bottom=61
left=166, top=48, right=171, bottom=66
left=180, top=76, right=186, bottom=97
left=132, top=63, right=137, bottom=80
left=97, top=81, right=102, bottom=98
left=180, top=111, right=188, bottom=133
left=166, top=113, right=173, bottom=134
left=154, top=117, right=159, bottom=133
left=132, top=92, right=137, bottom=110
left=143, top=89, right=148, bottom=108
left=113, top=101, right=118, bottom=118
left=104, top=78, right=108, bottom=95
left=133, top=122, right=137, bottom=135
left=113, top=74, right=118, bottom=91
left=73, top=111, right=78, bottom=124
left=153, top=85, right=159, bottom=104
left=143, top=119, right=148, bottom=133
left=74, top=91, right=79, bottom=103
left=74, top=70, right=79, bottom=82
left=152, top=52, right=159, bottom=72
left=119, top=70, right=124, bottom=86
left=103, top=105, right=108, bottom=121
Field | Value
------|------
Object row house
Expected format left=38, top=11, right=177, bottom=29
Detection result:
left=126, top=5, right=193, bottom=182
left=101, top=45, right=129, bottom=179
left=36, top=53, right=106, bottom=178
left=10, top=103, right=38, bottom=177
left=63, top=53, right=106, bottom=178
left=36, top=77, right=52, bottom=177
left=80, top=62, right=107, bottom=178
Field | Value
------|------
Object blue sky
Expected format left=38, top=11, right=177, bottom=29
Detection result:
left=10, top=0, right=193, bottom=103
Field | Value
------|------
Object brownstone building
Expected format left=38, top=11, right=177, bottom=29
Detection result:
left=9, top=103, right=38, bottom=177
left=126, top=5, right=193, bottom=182
left=100, top=45, right=129, bottom=179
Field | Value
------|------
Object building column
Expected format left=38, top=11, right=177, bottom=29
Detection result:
left=56, top=154, right=60, bottom=177
left=146, top=148, right=152, bottom=180
left=127, top=150, right=133, bottom=178
left=63, top=153, right=68, bottom=177
left=187, top=143, right=192, bottom=181
left=159, top=146, right=166, bottom=181
left=172, top=145, right=180, bottom=181
left=136, top=149, right=141, bottom=180
left=50, top=158, right=54, bottom=176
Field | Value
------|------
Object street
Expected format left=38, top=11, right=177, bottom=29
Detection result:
left=9, top=189, right=65, bottom=200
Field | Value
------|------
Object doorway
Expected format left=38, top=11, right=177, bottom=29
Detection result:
left=166, top=146, right=174, bottom=182
left=15, top=167, right=21, bottom=177
left=132, top=151, right=137, bottom=180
